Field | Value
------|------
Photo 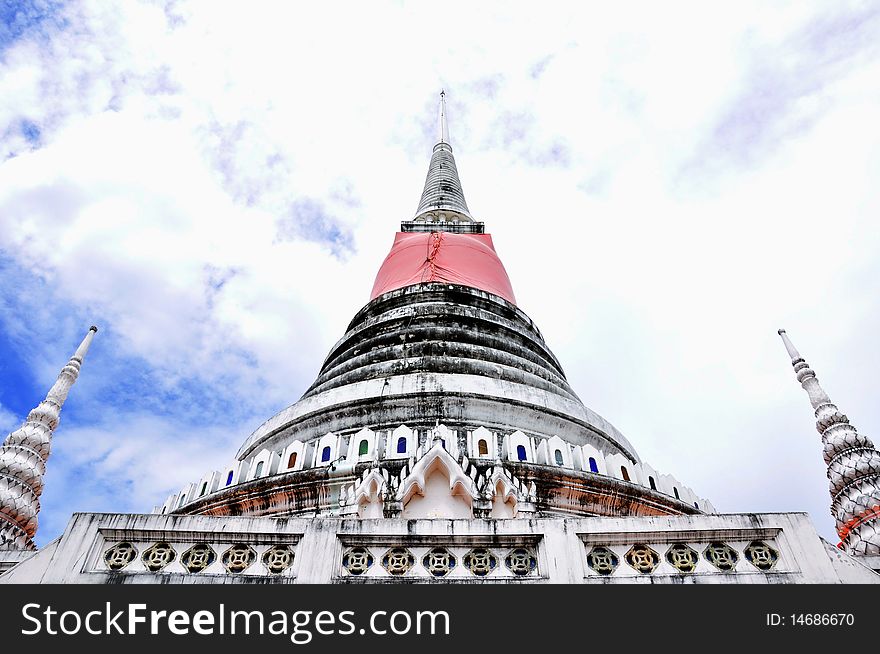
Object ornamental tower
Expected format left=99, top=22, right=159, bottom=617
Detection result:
left=0, top=326, right=97, bottom=550
left=167, top=93, right=711, bottom=521
left=410, top=89, right=475, bottom=226
left=778, top=329, right=880, bottom=555
left=5, top=95, right=879, bottom=585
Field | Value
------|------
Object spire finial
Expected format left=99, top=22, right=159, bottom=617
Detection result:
left=438, top=89, right=449, bottom=144
left=777, top=328, right=801, bottom=361
left=0, top=326, right=97, bottom=550
left=407, top=91, right=474, bottom=225
left=778, top=328, right=880, bottom=557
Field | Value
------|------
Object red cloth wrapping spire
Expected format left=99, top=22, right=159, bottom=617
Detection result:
left=370, top=232, right=517, bottom=305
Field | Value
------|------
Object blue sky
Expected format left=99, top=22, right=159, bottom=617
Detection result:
left=0, top=1, right=66, bottom=53
left=1, top=1, right=879, bottom=547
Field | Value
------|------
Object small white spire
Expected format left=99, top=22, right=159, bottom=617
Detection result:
left=74, top=325, right=98, bottom=360
left=778, top=328, right=880, bottom=556
left=0, top=326, right=98, bottom=550
left=438, top=89, right=449, bottom=144
left=411, top=91, right=473, bottom=223
left=777, top=329, right=801, bottom=361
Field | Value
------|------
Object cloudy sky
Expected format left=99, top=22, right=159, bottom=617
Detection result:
left=1, top=0, right=878, bottom=547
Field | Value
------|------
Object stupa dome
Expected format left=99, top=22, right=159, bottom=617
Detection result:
left=167, top=93, right=710, bottom=523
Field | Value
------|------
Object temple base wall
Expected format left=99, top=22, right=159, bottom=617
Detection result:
left=1, top=511, right=877, bottom=584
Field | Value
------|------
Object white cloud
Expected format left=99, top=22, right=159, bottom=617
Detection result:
left=1, top=1, right=878, bottom=546
left=36, top=410, right=261, bottom=541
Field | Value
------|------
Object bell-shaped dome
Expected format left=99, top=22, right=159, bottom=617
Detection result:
left=168, top=94, right=712, bottom=523
left=370, top=231, right=517, bottom=305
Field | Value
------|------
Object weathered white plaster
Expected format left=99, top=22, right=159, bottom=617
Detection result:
left=581, top=444, right=606, bottom=475
left=346, top=427, right=377, bottom=463
left=2, top=512, right=876, bottom=584
left=503, top=430, right=534, bottom=463
left=387, top=425, right=414, bottom=459
left=469, top=426, right=497, bottom=460
left=248, top=449, right=280, bottom=481
left=280, top=441, right=305, bottom=472
left=398, top=441, right=477, bottom=519
left=313, top=432, right=340, bottom=467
